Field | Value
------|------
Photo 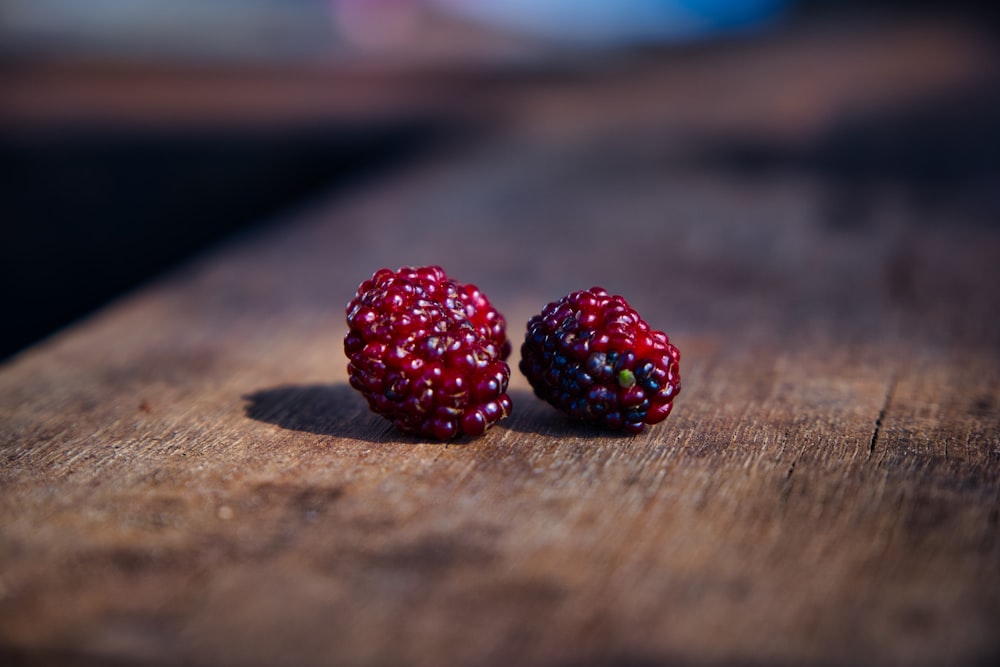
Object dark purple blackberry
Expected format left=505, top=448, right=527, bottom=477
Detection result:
left=345, top=266, right=511, bottom=440
left=520, top=287, right=680, bottom=434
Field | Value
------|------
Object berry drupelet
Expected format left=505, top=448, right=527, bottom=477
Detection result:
left=520, top=287, right=681, bottom=434
left=345, top=266, right=512, bottom=440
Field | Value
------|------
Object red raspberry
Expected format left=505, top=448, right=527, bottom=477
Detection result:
left=345, top=266, right=512, bottom=440
left=520, top=287, right=680, bottom=434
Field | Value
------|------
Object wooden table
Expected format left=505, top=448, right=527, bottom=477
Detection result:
left=2, top=14, right=999, bottom=667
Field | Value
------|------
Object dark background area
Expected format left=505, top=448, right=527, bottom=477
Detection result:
left=694, top=84, right=1000, bottom=231
left=0, top=121, right=443, bottom=359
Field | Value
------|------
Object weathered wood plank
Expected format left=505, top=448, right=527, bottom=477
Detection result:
left=2, top=18, right=1000, bottom=667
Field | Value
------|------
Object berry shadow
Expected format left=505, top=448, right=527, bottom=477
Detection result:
left=501, top=389, right=637, bottom=440
left=243, top=385, right=636, bottom=443
left=243, top=383, right=399, bottom=443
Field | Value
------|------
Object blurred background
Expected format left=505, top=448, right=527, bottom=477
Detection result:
left=1, top=0, right=998, bottom=359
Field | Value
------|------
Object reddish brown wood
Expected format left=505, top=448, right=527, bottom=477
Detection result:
left=2, top=15, right=999, bottom=667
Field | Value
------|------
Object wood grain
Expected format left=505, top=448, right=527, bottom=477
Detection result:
left=2, top=17, right=1000, bottom=667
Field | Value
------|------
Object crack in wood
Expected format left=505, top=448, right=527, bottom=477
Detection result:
left=869, top=377, right=898, bottom=459
left=778, top=453, right=801, bottom=511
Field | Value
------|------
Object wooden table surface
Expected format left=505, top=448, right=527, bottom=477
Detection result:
left=2, top=15, right=1000, bottom=667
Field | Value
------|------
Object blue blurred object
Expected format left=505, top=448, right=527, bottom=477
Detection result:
left=433, top=0, right=789, bottom=46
